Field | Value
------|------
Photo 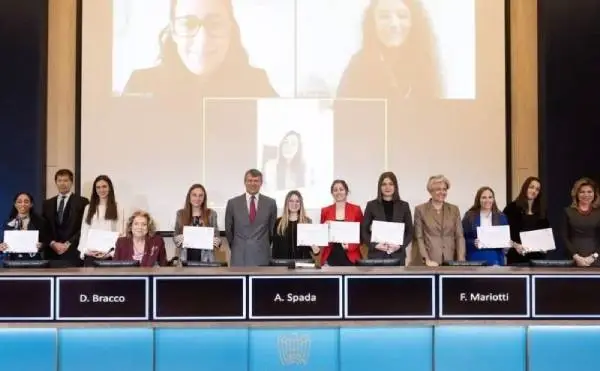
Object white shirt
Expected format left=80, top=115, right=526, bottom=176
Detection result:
left=56, top=192, right=72, bottom=211
left=78, top=204, right=125, bottom=258
left=246, top=193, right=259, bottom=213
left=480, top=211, right=493, bottom=227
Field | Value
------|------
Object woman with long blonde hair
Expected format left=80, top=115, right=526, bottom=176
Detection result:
left=271, top=190, right=320, bottom=261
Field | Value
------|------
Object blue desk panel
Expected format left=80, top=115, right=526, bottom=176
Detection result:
left=529, top=326, right=600, bottom=371
left=0, top=328, right=57, bottom=371
left=5, top=325, right=600, bottom=371
left=58, top=328, right=154, bottom=371
left=340, top=327, right=433, bottom=371
left=249, top=328, right=339, bottom=371
left=434, top=326, right=526, bottom=371
left=155, top=328, right=249, bottom=371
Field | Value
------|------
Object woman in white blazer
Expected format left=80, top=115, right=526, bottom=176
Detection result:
left=78, top=175, right=125, bottom=265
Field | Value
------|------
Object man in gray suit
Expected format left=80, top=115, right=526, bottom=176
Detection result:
left=225, top=169, right=277, bottom=266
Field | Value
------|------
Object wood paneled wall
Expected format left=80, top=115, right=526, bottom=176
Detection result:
left=509, top=0, right=538, bottom=195
left=47, top=0, right=77, bottom=195
left=46, top=0, right=538, bottom=197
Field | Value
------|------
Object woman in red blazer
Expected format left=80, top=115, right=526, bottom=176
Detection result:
left=114, top=210, right=167, bottom=267
left=320, top=179, right=364, bottom=265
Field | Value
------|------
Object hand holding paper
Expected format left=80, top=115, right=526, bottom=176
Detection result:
left=519, top=228, right=556, bottom=252
left=86, top=229, right=119, bottom=253
left=297, top=223, right=328, bottom=246
left=183, top=226, right=214, bottom=250
left=370, top=220, right=405, bottom=245
left=328, top=221, right=360, bottom=244
left=4, top=230, right=39, bottom=253
left=476, top=225, right=511, bottom=248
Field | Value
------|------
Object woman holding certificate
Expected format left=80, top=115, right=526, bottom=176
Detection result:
left=362, top=172, right=413, bottom=264
left=503, top=177, right=550, bottom=265
left=462, top=187, right=508, bottom=266
left=320, top=180, right=364, bottom=266
left=272, top=190, right=320, bottom=262
left=0, top=192, right=48, bottom=262
left=413, top=175, right=465, bottom=266
left=562, top=177, right=600, bottom=267
left=173, top=184, right=221, bottom=263
left=78, top=175, right=125, bottom=266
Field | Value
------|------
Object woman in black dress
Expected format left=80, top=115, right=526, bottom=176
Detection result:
left=271, top=190, right=320, bottom=262
left=562, top=177, right=600, bottom=267
left=503, top=176, right=550, bottom=265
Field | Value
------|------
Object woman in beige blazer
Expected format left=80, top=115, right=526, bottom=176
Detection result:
left=412, top=175, right=465, bottom=266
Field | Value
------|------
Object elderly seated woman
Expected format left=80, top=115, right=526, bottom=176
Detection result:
left=114, top=210, right=167, bottom=267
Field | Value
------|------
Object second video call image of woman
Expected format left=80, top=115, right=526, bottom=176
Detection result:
left=201, top=98, right=387, bottom=214
left=112, top=0, right=475, bottom=100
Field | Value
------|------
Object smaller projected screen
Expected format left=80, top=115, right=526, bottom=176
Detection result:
left=203, top=98, right=386, bottom=218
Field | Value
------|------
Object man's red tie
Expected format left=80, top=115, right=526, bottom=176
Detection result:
left=249, top=195, right=257, bottom=223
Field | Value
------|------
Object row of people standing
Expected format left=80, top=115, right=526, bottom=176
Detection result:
left=268, top=172, right=550, bottom=267
left=267, top=174, right=599, bottom=268
left=0, top=170, right=168, bottom=267
left=1, top=168, right=598, bottom=268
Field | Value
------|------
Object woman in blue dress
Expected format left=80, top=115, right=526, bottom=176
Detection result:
left=462, top=186, right=508, bottom=266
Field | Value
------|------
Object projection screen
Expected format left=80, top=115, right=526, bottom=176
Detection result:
left=80, top=0, right=508, bottom=231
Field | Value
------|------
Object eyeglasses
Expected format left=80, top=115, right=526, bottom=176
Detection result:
left=171, top=15, right=229, bottom=38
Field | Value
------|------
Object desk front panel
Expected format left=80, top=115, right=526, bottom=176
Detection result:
left=0, top=267, right=598, bottom=322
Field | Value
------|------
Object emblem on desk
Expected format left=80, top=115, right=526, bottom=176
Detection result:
left=278, top=333, right=311, bottom=366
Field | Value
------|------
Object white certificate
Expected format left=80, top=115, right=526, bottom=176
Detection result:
left=4, top=230, right=38, bottom=253
left=520, top=228, right=556, bottom=252
left=297, top=223, right=329, bottom=246
left=183, top=226, right=214, bottom=250
left=476, top=225, right=511, bottom=248
left=86, top=229, right=119, bottom=253
left=370, top=221, right=405, bottom=245
left=328, top=221, right=360, bottom=244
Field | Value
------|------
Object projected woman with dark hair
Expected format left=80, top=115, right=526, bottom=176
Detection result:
left=123, top=0, right=276, bottom=98
left=263, top=131, right=307, bottom=192
left=337, top=0, right=441, bottom=99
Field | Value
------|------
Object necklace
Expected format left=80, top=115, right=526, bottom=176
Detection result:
left=577, top=206, right=593, bottom=216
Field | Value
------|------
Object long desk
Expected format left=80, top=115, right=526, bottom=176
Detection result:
left=1, top=266, right=598, bottom=323
left=1, top=267, right=600, bottom=370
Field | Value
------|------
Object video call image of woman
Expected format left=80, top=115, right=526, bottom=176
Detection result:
left=337, top=0, right=441, bottom=99
left=262, top=130, right=308, bottom=192
left=122, top=0, right=277, bottom=99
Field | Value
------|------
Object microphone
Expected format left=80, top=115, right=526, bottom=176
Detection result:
left=286, top=260, right=319, bottom=269
left=296, top=261, right=319, bottom=269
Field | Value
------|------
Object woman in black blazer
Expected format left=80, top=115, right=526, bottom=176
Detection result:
left=0, top=192, right=49, bottom=262
left=503, top=176, right=550, bottom=265
left=271, top=190, right=320, bottom=263
left=362, top=172, right=413, bottom=264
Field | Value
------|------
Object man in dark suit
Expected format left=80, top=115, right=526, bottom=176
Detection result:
left=42, top=169, right=89, bottom=267
left=225, top=169, right=277, bottom=266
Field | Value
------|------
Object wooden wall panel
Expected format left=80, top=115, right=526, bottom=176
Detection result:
left=46, top=0, right=77, bottom=195
left=509, top=0, right=539, bottom=195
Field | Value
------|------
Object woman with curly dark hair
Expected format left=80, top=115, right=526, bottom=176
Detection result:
left=337, top=0, right=441, bottom=99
